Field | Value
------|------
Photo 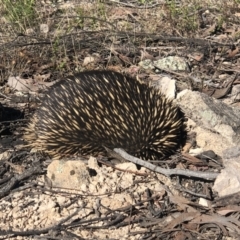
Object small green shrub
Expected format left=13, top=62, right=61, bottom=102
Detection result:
left=1, top=0, right=36, bottom=32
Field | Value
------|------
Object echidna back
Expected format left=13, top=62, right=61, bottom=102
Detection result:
left=27, top=70, right=185, bottom=160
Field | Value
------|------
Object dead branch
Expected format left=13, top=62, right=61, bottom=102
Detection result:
left=113, top=148, right=219, bottom=180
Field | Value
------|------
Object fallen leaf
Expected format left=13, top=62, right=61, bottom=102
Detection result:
left=227, top=47, right=239, bottom=58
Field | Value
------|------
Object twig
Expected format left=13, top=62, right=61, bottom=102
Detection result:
left=0, top=92, right=11, bottom=99
left=113, top=148, right=219, bottom=180
left=0, top=163, right=43, bottom=198
left=97, top=158, right=147, bottom=176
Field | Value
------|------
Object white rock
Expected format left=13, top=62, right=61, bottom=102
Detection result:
left=47, top=160, right=90, bottom=190
left=199, top=198, right=209, bottom=207
left=40, top=23, right=49, bottom=33
left=152, top=75, right=176, bottom=99
left=83, top=56, right=95, bottom=66
left=213, top=147, right=240, bottom=196
left=178, top=89, right=240, bottom=156
left=189, top=148, right=204, bottom=155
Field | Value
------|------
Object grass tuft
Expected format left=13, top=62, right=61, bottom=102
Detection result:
left=1, top=0, right=36, bottom=32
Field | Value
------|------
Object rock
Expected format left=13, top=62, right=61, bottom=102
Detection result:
left=154, top=56, right=190, bottom=72
left=213, top=146, right=240, bottom=197
left=88, top=156, right=100, bottom=171
left=83, top=56, right=95, bottom=66
left=178, top=89, right=240, bottom=155
left=213, top=152, right=240, bottom=197
left=40, top=23, right=49, bottom=34
left=223, top=146, right=240, bottom=159
left=138, top=59, right=155, bottom=70
left=183, top=93, right=240, bottom=197
left=223, top=84, right=240, bottom=105
left=151, top=75, right=177, bottom=99
left=194, top=126, right=232, bottom=156
left=7, top=76, right=31, bottom=92
left=139, top=56, right=189, bottom=72
left=47, top=160, right=90, bottom=190
left=199, top=198, right=210, bottom=207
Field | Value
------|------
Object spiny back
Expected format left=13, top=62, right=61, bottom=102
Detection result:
left=25, top=70, right=185, bottom=160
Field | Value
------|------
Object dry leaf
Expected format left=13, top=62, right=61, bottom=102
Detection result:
left=140, top=50, right=154, bottom=61
left=227, top=47, right=239, bottom=58
left=165, top=212, right=201, bottom=229
left=188, top=52, right=204, bottom=61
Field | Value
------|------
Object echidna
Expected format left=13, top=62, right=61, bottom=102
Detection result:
left=25, top=70, right=186, bottom=160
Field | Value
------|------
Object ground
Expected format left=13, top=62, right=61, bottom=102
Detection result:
left=0, top=0, right=240, bottom=239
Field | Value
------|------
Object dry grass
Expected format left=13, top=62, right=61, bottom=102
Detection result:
left=0, top=0, right=239, bottom=81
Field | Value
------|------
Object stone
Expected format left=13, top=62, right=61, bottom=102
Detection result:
left=47, top=160, right=90, bottom=190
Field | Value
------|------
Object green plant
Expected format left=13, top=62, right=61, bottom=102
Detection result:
left=167, top=1, right=200, bottom=33
left=75, top=7, right=85, bottom=29
left=1, top=0, right=36, bottom=32
left=96, top=1, right=106, bottom=19
left=216, top=16, right=225, bottom=31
